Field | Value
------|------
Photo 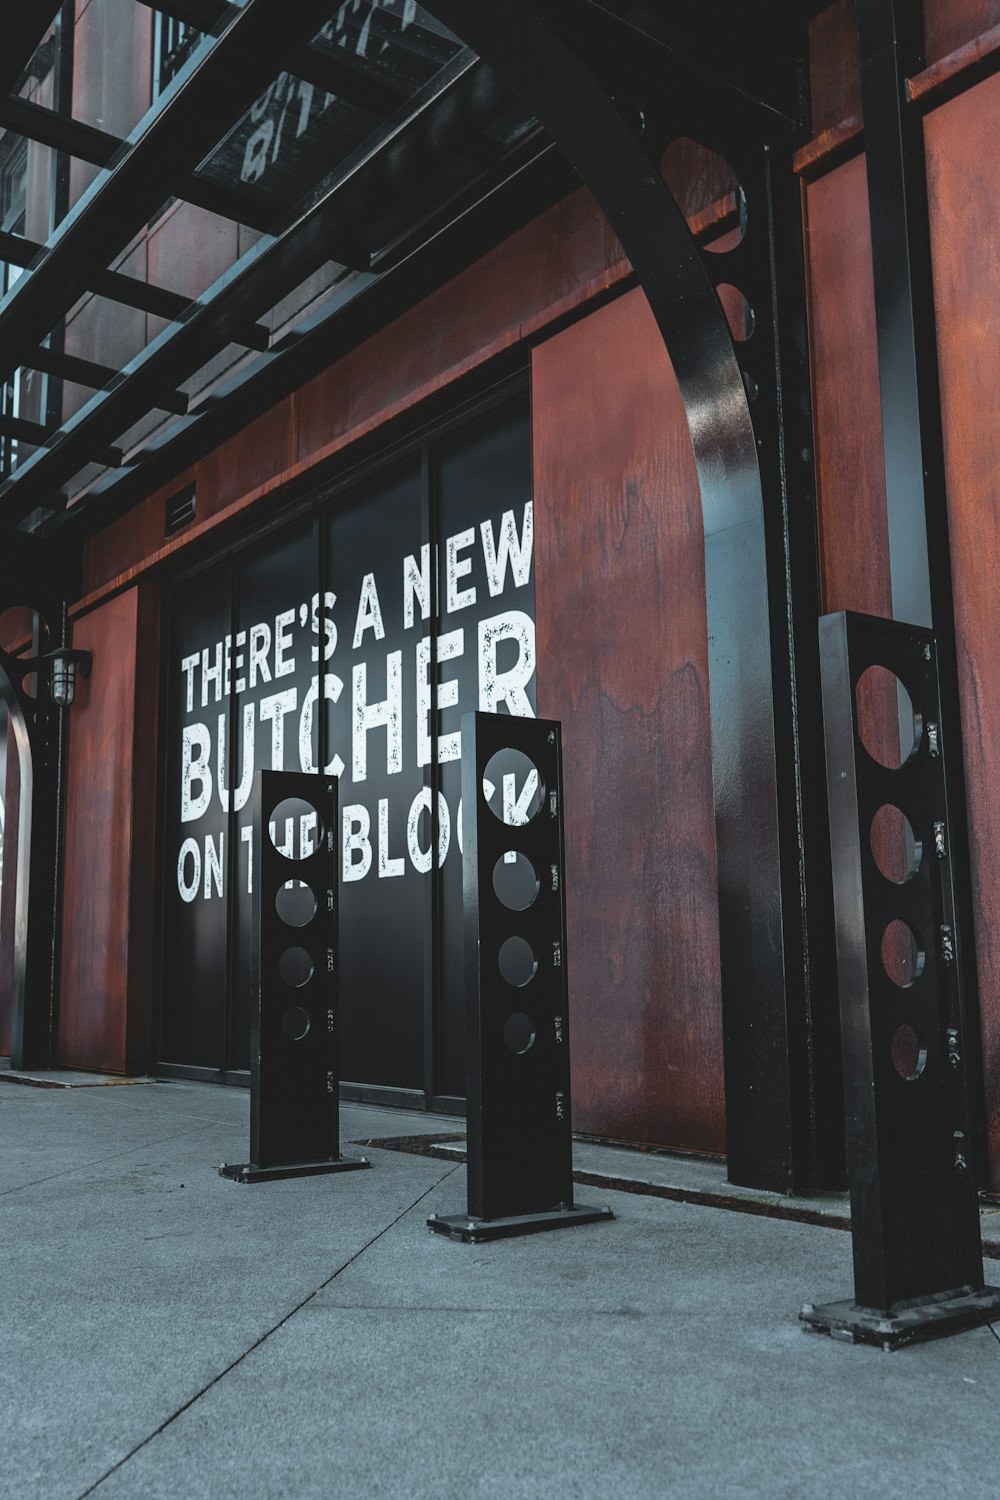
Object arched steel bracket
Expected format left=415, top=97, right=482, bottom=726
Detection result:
left=423, top=0, right=813, bottom=1188
left=0, top=533, right=78, bottom=1072
left=0, top=639, right=60, bottom=1070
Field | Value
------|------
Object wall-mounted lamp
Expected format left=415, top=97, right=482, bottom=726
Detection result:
left=44, top=647, right=92, bottom=709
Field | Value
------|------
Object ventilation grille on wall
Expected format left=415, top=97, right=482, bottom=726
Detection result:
left=165, top=484, right=196, bottom=537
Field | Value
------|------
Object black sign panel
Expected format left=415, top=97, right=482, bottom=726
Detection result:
left=434, top=400, right=535, bottom=1095
left=161, top=559, right=233, bottom=1068
left=231, top=519, right=322, bottom=1071
left=326, top=459, right=427, bottom=1088
left=159, top=390, right=533, bottom=1095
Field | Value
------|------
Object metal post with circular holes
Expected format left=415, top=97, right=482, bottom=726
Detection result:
left=801, top=612, right=1000, bottom=1347
left=220, top=769, right=368, bottom=1184
left=428, top=711, right=612, bottom=1244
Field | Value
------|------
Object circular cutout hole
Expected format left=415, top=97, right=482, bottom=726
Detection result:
left=482, top=749, right=544, bottom=827
left=498, top=935, right=538, bottom=988
left=492, top=852, right=539, bottom=911
left=856, top=666, right=920, bottom=769
left=503, top=1012, right=536, bottom=1055
left=660, top=137, right=745, bottom=251
left=268, top=797, right=323, bottom=860
left=275, top=880, right=317, bottom=928
left=278, top=946, right=314, bottom=989
left=870, top=805, right=921, bottom=885
left=281, top=1006, right=310, bottom=1042
left=717, top=283, right=754, bottom=343
left=881, top=920, right=925, bottom=989
left=890, top=1022, right=927, bottom=1081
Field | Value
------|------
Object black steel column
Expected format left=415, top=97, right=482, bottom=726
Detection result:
left=855, top=0, right=986, bottom=1177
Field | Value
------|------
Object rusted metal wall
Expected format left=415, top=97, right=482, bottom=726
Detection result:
left=533, top=288, right=726, bottom=1154
left=57, top=583, right=159, bottom=1073
left=924, top=69, right=1000, bottom=1185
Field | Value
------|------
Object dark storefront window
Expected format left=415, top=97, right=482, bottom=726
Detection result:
left=158, top=388, right=534, bottom=1101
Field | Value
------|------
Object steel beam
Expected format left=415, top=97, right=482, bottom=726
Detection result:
left=0, top=414, right=121, bottom=469
left=0, top=227, right=192, bottom=322
left=48, top=139, right=571, bottom=533
left=0, top=51, right=493, bottom=522
left=0, top=96, right=278, bottom=232
left=24, top=346, right=189, bottom=416
left=855, top=0, right=987, bottom=1179
left=0, top=0, right=341, bottom=390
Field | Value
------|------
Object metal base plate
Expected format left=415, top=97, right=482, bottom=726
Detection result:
left=219, top=1156, right=370, bottom=1184
left=800, top=1285, right=1000, bottom=1350
left=427, top=1203, right=614, bottom=1243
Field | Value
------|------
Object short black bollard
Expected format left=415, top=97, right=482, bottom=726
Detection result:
left=801, top=612, right=1000, bottom=1347
left=428, top=711, right=612, bottom=1243
left=220, top=770, right=369, bottom=1184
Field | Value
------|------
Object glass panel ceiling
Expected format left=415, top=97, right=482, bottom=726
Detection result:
left=310, top=4, right=461, bottom=96
left=0, top=0, right=543, bottom=527
left=193, top=3, right=473, bottom=222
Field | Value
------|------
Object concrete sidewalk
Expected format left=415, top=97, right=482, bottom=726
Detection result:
left=2, top=1079, right=999, bottom=1500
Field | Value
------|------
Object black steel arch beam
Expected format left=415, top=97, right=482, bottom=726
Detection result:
left=419, top=0, right=807, bottom=1188
left=0, top=0, right=338, bottom=390
left=0, top=533, right=78, bottom=1072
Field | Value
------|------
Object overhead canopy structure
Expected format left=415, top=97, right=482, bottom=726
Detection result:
left=0, top=0, right=820, bottom=543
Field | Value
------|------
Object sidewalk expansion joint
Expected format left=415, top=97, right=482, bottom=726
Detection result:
left=74, top=1162, right=461, bottom=1500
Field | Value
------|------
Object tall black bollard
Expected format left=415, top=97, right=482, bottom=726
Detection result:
left=801, top=612, right=1000, bottom=1346
left=428, top=711, right=612, bottom=1243
left=221, top=770, right=369, bottom=1183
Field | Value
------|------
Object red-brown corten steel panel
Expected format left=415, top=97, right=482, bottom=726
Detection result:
left=810, top=0, right=862, bottom=136
left=923, top=0, right=1000, bottom=63
left=294, top=190, right=627, bottom=463
left=925, top=72, right=1000, bottom=1186
left=804, top=154, right=892, bottom=620
left=57, top=585, right=155, bottom=1072
left=532, top=287, right=726, bottom=1154
left=82, top=187, right=629, bottom=596
left=195, top=398, right=297, bottom=517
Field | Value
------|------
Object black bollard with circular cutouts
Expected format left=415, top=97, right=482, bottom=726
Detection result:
left=428, top=711, right=612, bottom=1243
left=801, top=613, right=1000, bottom=1347
left=220, top=770, right=369, bottom=1183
